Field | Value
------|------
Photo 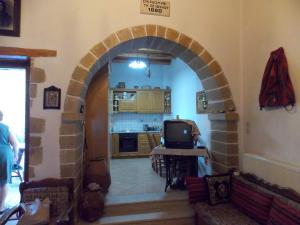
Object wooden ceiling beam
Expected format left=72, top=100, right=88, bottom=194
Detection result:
left=0, top=46, right=57, bottom=57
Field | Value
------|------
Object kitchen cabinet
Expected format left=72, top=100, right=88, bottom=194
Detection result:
left=111, top=88, right=171, bottom=113
left=111, top=132, right=160, bottom=158
left=119, top=99, right=137, bottom=112
left=150, top=91, right=165, bottom=112
left=136, top=90, right=164, bottom=113
left=136, top=90, right=167, bottom=113
left=112, top=89, right=137, bottom=112
left=111, top=133, right=119, bottom=155
left=136, top=91, right=153, bottom=112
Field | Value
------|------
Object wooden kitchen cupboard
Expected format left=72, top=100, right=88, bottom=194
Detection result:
left=113, top=90, right=137, bottom=112
left=136, top=90, right=164, bottom=113
left=138, top=133, right=151, bottom=153
left=111, top=134, right=119, bottom=155
left=111, top=88, right=171, bottom=113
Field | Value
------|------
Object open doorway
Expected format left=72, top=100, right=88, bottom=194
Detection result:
left=107, top=53, right=211, bottom=196
left=0, top=58, right=29, bottom=209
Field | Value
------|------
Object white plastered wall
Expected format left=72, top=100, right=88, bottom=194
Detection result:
left=241, top=0, right=300, bottom=192
left=2, top=0, right=241, bottom=179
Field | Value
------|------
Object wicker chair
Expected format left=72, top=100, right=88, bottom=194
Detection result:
left=147, top=133, right=165, bottom=177
left=0, top=178, right=74, bottom=225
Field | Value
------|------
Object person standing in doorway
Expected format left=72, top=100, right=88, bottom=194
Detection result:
left=0, top=110, right=18, bottom=213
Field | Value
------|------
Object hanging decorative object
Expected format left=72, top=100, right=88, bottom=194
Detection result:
left=259, top=47, right=295, bottom=111
left=43, top=85, right=61, bottom=109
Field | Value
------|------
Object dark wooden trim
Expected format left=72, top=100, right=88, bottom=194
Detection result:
left=0, top=57, right=30, bottom=67
left=24, top=62, right=30, bottom=182
left=0, top=47, right=57, bottom=57
left=240, top=172, right=300, bottom=203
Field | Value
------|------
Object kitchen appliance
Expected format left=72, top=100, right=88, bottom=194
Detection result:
left=143, top=124, right=149, bottom=131
left=119, top=133, right=138, bottom=152
left=163, top=120, right=194, bottom=149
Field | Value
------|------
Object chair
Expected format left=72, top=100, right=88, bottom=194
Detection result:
left=11, top=148, right=25, bottom=183
left=147, top=133, right=165, bottom=177
left=0, top=178, right=74, bottom=225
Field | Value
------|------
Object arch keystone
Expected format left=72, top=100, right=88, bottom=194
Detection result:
left=146, top=24, right=157, bottom=36
left=131, top=25, right=146, bottom=38
left=157, top=25, right=166, bottom=38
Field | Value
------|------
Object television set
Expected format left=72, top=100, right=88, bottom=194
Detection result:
left=163, top=120, right=194, bottom=149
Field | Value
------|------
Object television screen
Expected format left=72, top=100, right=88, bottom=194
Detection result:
left=164, top=120, right=194, bottom=149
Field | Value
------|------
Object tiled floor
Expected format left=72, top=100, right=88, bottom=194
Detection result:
left=5, top=157, right=174, bottom=209
left=5, top=176, right=22, bottom=209
left=107, top=157, right=169, bottom=197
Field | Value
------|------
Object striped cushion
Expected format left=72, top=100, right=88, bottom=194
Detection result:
left=231, top=178, right=273, bottom=225
left=185, top=177, right=208, bottom=203
left=267, top=198, right=300, bottom=225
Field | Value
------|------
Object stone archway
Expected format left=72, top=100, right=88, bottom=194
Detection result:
left=59, top=24, right=239, bottom=189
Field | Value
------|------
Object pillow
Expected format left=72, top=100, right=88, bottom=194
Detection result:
left=267, top=198, right=300, bottom=225
left=17, top=198, right=50, bottom=225
left=185, top=177, right=208, bottom=203
left=231, top=178, right=273, bottom=225
left=204, top=173, right=231, bottom=205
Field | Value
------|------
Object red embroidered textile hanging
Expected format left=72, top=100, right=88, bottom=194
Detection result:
left=259, top=47, right=295, bottom=110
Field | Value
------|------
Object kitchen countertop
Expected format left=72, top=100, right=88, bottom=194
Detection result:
left=110, top=130, right=161, bottom=134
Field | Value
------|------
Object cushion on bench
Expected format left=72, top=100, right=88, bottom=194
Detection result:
left=231, top=178, right=273, bottom=225
left=194, top=202, right=259, bottom=225
left=267, top=198, right=300, bottom=225
left=185, top=177, right=208, bottom=203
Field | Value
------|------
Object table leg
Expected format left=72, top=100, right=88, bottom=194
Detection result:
left=164, top=155, right=171, bottom=192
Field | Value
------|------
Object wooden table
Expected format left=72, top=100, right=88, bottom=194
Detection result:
left=150, top=146, right=209, bottom=191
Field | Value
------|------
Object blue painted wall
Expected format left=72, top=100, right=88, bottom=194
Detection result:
left=109, top=61, right=168, bottom=89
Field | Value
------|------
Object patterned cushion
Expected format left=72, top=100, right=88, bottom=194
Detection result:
left=231, top=178, right=273, bottom=225
left=22, top=187, right=69, bottom=217
left=195, top=202, right=259, bottom=225
left=185, top=177, right=208, bottom=204
left=205, top=174, right=231, bottom=205
left=267, top=198, right=300, bottom=225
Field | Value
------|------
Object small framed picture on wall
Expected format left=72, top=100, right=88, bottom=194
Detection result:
left=43, top=86, right=61, bottom=110
left=0, top=0, right=21, bottom=37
